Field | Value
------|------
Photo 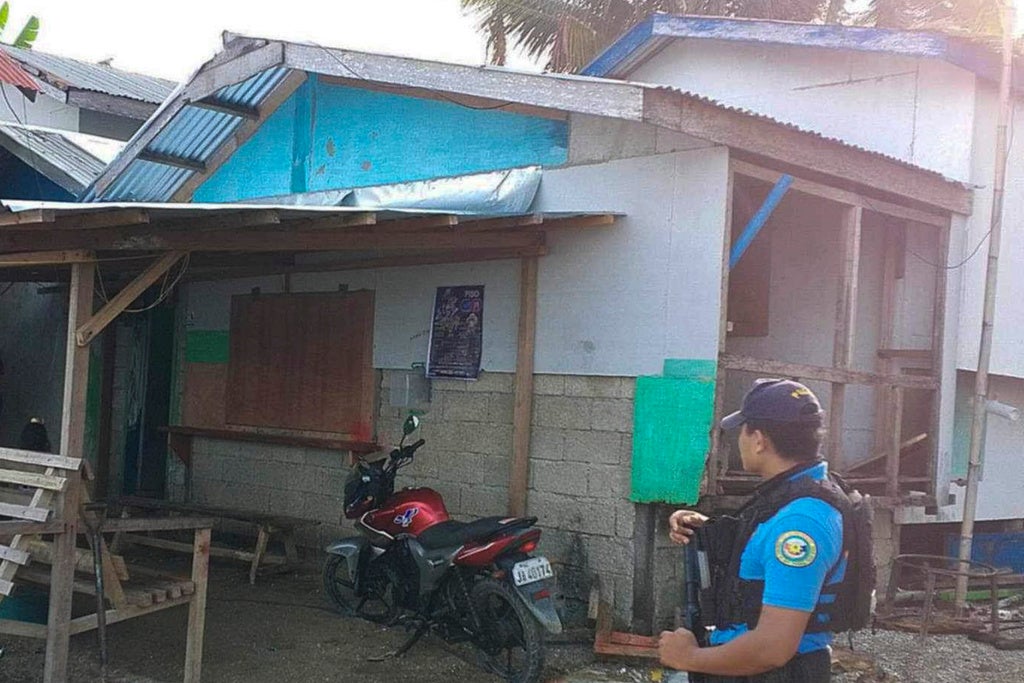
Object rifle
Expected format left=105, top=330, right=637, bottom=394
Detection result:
left=678, top=533, right=710, bottom=683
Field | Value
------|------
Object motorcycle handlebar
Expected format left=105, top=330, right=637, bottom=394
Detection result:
left=409, top=439, right=426, bottom=451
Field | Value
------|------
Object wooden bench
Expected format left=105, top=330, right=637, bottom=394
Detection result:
left=113, top=496, right=320, bottom=584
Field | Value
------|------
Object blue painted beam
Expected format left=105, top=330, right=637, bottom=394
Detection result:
left=729, top=174, right=792, bottom=270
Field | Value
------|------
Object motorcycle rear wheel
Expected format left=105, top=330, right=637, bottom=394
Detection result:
left=470, top=577, right=544, bottom=683
left=323, top=554, right=396, bottom=624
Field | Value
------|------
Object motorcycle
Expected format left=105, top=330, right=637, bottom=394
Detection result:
left=324, top=415, right=562, bottom=683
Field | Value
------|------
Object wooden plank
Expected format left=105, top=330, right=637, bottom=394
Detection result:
left=719, top=353, right=937, bottom=390
left=25, top=539, right=130, bottom=581
left=731, top=160, right=949, bottom=227
left=67, top=595, right=193, bottom=636
left=0, top=447, right=81, bottom=471
left=100, top=516, right=218, bottom=533
left=887, top=387, right=904, bottom=498
left=118, top=533, right=288, bottom=565
left=76, top=251, right=186, bottom=346
left=185, top=527, right=212, bottom=683
left=0, top=544, right=30, bottom=564
left=847, top=433, right=929, bottom=472
left=0, top=577, right=13, bottom=596
left=508, top=257, right=538, bottom=517
left=276, top=212, right=377, bottom=232
left=827, top=206, right=862, bottom=470
left=51, top=209, right=150, bottom=231
left=172, top=71, right=307, bottom=202
left=191, top=97, right=260, bottom=120
left=0, top=501, right=52, bottom=521
left=186, top=245, right=548, bottom=282
left=0, top=617, right=47, bottom=638
left=0, top=208, right=55, bottom=226
left=44, top=260, right=93, bottom=683
left=0, top=519, right=67, bottom=535
left=0, top=468, right=67, bottom=491
left=644, top=89, right=972, bottom=215
left=0, top=250, right=94, bottom=267
left=0, top=224, right=546, bottom=253
left=137, top=150, right=207, bottom=173
left=184, top=42, right=285, bottom=102
left=877, top=349, right=933, bottom=361
left=710, top=169, right=735, bottom=495
left=928, top=220, right=950, bottom=501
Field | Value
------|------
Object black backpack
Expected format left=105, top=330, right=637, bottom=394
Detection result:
left=828, top=472, right=876, bottom=631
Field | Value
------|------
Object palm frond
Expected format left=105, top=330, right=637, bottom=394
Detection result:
left=12, top=14, right=38, bottom=49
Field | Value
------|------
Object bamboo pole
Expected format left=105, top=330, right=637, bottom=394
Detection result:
left=955, top=2, right=1014, bottom=612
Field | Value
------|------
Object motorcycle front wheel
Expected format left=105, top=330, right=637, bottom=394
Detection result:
left=323, top=553, right=396, bottom=624
left=470, top=577, right=544, bottom=683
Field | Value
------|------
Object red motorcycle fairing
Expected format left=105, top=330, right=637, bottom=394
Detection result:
left=361, top=487, right=450, bottom=539
left=455, top=527, right=541, bottom=567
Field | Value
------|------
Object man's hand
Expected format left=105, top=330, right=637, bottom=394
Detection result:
left=668, top=509, right=708, bottom=545
left=659, top=628, right=699, bottom=671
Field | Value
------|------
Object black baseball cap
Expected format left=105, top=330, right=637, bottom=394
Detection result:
left=720, top=378, right=824, bottom=430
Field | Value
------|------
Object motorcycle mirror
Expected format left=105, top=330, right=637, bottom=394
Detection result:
left=402, top=414, right=420, bottom=436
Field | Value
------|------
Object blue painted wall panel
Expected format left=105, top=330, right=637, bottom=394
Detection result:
left=195, top=77, right=568, bottom=203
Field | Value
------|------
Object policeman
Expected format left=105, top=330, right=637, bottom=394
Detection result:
left=659, top=378, right=844, bottom=682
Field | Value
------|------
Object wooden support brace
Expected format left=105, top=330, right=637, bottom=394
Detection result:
left=76, top=251, right=186, bottom=346
left=185, top=527, right=211, bottom=683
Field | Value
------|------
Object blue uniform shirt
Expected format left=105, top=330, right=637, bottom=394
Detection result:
left=708, top=461, right=844, bottom=654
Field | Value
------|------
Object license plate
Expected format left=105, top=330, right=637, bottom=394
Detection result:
left=512, top=557, right=553, bottom=586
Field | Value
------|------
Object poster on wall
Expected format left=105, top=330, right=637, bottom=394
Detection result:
left=427, top=285, right=484, bottom=379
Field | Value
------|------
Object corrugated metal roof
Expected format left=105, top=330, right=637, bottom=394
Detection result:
left=85, top=67, right=289, bottom=202
left=583, top=13, right=1020, bottom=89
left=84, top=38, right=965, bottom=208
left=0, top=49, right=39, bottom=91
left=0, top=122, right=110, bottom=192
left=1, top=45, right=175, bottom=103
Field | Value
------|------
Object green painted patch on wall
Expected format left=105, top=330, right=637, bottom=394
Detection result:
left=185, top=330, right=229, bottom=364
left=631, top=359, right=717, bottom=504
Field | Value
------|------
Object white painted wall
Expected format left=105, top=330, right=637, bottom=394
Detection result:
left=0, top=83, right=78, bottom=131
left=628, top=40, right=976, bottom=182
left=184, top=147, right=730, bottom=377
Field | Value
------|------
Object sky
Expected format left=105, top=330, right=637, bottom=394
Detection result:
left=2, top=0, right=543, bottom=81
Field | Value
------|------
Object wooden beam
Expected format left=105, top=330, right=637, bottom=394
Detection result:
left=364, top=214, right=458, bottom=232
left=172, top=71, right=307, bottom=202
left=731, top=160, right=949, bottom=227
left=644, top=89, right=972, bottom=215
left=887, top=386, right=904, bottom=498
left=710, top=169, right=735, bottom=497
left=928, top=220, right=951, bottom=500
left=76, top=251, right=186, bottom=346
left=0, top=208, right=55, bottom=226
left=4, top=227, right=544, bottom=253
left=190, top=97, right=261, bottom=120
left=0, top=250, right=93, bottom=267
left=719, top=353, right=937, bottom=391
left=874, top=227, right=901, bottom=460
left=50, top=209, right=150, bottom=231
left=187, top=245, right=547, bottom=281
left=0, top=468, right=67, bottom=491
left=184, top=42, right=285, bottom=102
left=509, top=257, right=538, bottom=517
left=184, top=528, right=211, bottom=683
left=0, top=520, right=68, bottom=535
left=149, top=209, right=282, bottom=232
left=44, top=261, right=93, bottom=683
left=66, top=89, right=159, bottom=121
left=828, top=206, right=862, bottom=471
left=99, top=517, right=218, bottom=533
left=137, top=150, right=207, bottom=173
left=276, top=212, right=377, bottom=231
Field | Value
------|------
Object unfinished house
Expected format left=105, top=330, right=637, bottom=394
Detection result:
left=0, top=30, right=972, bottom=641
left=586, top=12, right=1024, bottom=603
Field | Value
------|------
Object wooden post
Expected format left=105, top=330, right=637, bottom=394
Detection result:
left=928, top=221, right=950, bottom=501
left=508, top=257, right=538, bottom=517
left=184, top=527, right=211, bottom=683
left=710, top=169, right=735, bottom=494
left=828, top=206, right=862, bottom=472
left=44, top=261, right=94, bottom=683
left=887, top=385, right=904, bottom=499
left=873, top=225, right=899, bottom=459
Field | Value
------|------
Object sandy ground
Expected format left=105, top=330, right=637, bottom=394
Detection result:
left=0, top=555, right=594, bottom=683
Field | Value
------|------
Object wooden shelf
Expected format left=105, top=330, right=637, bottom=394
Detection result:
left=162, top=425, right=379, bottom=467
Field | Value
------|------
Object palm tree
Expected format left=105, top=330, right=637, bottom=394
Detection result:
left=462, top=0, right=822, bottom=72
left=462, top=0, right=1004, bottom=73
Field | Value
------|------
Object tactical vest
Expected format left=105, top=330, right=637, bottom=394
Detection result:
left=698, top=461, right=875, bottom=634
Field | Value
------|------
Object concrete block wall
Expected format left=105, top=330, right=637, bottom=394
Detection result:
left=377, top=370, right=639, bottom=627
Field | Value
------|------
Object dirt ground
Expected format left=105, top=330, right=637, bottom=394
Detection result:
left=0, top=554, right=595, bottom=683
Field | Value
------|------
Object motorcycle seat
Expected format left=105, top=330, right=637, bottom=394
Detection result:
left=417, top=515, right=537, bottom=550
